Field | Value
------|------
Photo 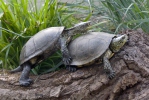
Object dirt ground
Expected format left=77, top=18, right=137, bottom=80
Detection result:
left=0, top=29, right=149, bottom=100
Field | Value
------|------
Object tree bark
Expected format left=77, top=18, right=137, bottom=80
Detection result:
left=0, top=29, right=149, bottom=100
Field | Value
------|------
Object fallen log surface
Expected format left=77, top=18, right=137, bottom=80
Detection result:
left=0, top=29, right=149, bottom=100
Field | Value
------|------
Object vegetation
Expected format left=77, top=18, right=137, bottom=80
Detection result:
left=1, top=0, right=149, bottom=74
left=0, top=0, right=91, bottom=74
left=100, top=0, right=149, bottom=33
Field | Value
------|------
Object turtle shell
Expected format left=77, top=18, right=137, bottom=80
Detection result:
left=68, top=32, right=115, bottom=66
left=20, top=27, right=64, bottom=65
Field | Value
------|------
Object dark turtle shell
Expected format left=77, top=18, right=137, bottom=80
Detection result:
left=68, top=32, right=115, bottom=66
left=20, top=27, right=64, bottom=65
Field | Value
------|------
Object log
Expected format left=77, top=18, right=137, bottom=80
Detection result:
left=0, top=29, right=149, bottom=100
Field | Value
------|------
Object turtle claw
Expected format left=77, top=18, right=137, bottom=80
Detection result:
left=27, top=79, right=33, bottom=83
left=20, top=82, right=30, bottom=87
left=19, top=79, right=33, bottom=87
left=108, top=71, right=115, bottom=79
left=63, top=57, right=72, bottom=65
left=66, top=66, right=77, bottom=72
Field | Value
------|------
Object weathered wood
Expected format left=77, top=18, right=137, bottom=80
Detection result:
left=0, top=29, right=149, bottom=100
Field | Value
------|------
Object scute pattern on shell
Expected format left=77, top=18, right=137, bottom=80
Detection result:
left=68, top=32, right=115, bottom=66
left=20, top=27, right=65, bottom=65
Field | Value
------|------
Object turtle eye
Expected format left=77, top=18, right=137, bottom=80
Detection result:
left=122, top=36, right=125, bottom=39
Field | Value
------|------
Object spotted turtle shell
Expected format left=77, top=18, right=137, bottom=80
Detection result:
left=68, top=32, right=115, bottom=66
left=20, top=27, right=64, bottom=65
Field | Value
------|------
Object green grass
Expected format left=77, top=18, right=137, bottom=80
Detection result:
left=0, top=0, right=91, bottom=74
left=85, top=0, right=149, bottom=33
left=101, top=0, right=149, bottom=33
left=2, top=0, right=149, bottom=74
left=81, top=0, right=116, bottom=33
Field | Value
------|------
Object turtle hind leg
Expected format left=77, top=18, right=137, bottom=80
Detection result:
left=103, top=56, right=115, bottom=79
left=19, top=62, right=33, bottom=86
left=66, top=65, right=77, bottom=72
left=10, top=66, right=23, bottom=73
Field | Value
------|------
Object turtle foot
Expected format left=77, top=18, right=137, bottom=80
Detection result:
left=19, top=79, right=33, bottom=87
left=108, top=71, right=115, bottom=79
left=63, top=57, right=72, bottom=65
left=66, top=66, right=77, bottom=72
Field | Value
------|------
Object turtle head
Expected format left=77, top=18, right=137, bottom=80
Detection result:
left=110, top=34, right=128, bottom=52
left=69, top=21, right=91, bottom=33
left=74, top=21, right=91, bottom=29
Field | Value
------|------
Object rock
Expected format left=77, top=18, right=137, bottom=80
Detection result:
left=0, top=29, right=149, bottom=100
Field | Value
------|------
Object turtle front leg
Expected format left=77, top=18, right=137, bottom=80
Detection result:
left=60, top=36, right=72, bottom=65
left=103, top=56, right=115, bottom=79
left=19, top=62, right=33, bottom=86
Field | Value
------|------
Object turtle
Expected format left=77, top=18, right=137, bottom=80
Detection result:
left=66, top=32, right=128, bottom=78
left=10, top=21, right=91, bottom=86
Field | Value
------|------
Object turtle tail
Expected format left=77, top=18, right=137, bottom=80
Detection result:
left=10, top=66, right=23, bottom=73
